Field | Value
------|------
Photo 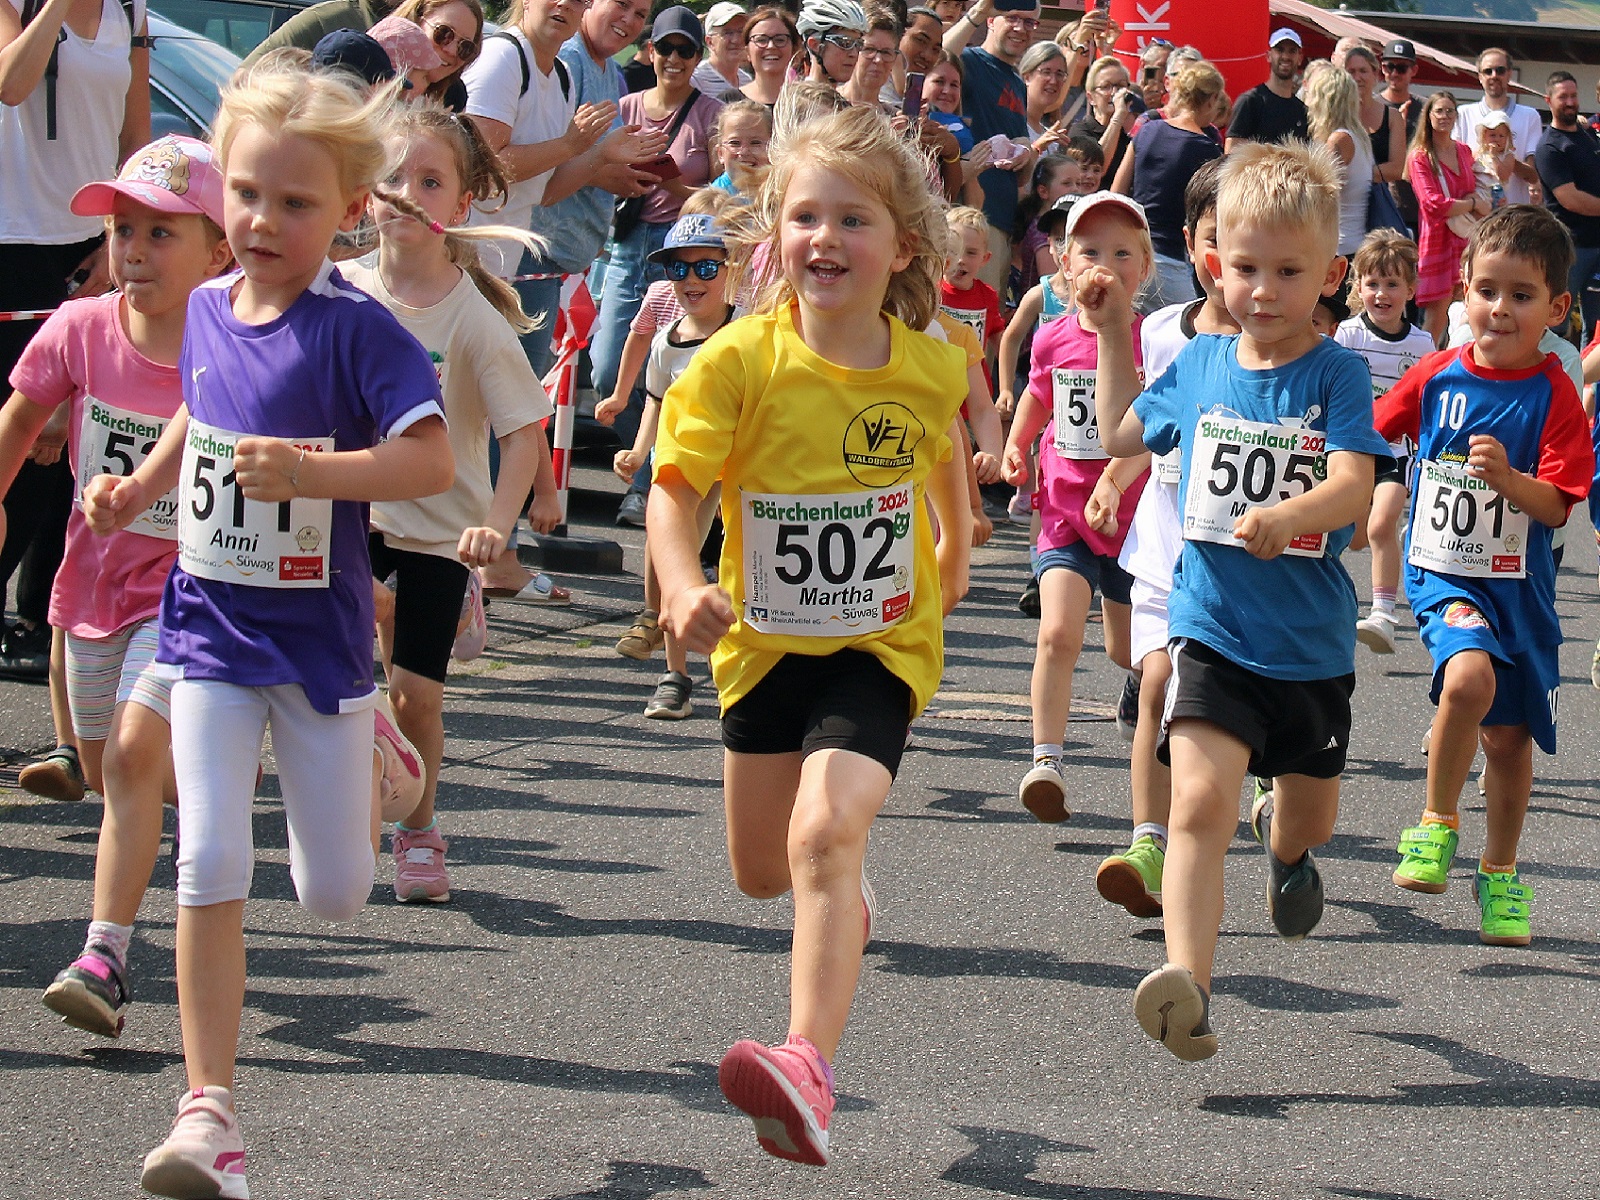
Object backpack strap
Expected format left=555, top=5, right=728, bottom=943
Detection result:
left=23, top=0, right=146, bottom=141
left=552, top=55, right=569, bottom=103
left=490, top=28, right=530, bottom=97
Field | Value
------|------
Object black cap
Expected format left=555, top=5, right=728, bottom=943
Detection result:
left=1384, top=39, right=1416, bottom=63
left=1316, top=289, right=1351, bottom=325
left=312, top=29, right=395, bottom=85
left=651, top=6, right=705, bottom=51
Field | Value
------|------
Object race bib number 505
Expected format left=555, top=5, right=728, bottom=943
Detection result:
left=741, top=487, right=916, bottom=635
left=177, top=418, right=334, bottom=588
left=1184, top=413, right=1328, bottom=558
left=77, top=398, right=179, bottom=540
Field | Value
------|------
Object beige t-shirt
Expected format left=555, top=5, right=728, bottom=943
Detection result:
left=344, top=262, right=552, bottom=559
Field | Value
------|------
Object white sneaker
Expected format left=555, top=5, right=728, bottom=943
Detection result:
left=1591, top=638, right=1600, bottom=689
left=1019, top=758, right=1069, bottom=823
left=1356, top=611, right=1397, bottom=654
left=141, top=1086, right=249, bottom=1199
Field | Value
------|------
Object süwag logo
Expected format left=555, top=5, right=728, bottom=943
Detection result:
left=842, top=403, right=925, bottom=487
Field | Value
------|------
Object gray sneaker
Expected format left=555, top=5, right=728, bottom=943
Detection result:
left=615, top=491, right=647, bottom=527
left=1250, top=792, right=1324, bottom=940
left=1134, top=962, right=1217, bottom=1062
left=644, top=671, right=693, bottom=719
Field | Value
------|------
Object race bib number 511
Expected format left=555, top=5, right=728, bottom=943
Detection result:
left=177, top=418, right=334, bottom=588
left=741, top=487, right=915, bottom=635
left=1184, top=413, right=1328, bottom=558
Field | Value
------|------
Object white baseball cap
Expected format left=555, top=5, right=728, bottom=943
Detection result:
left=705, top=2, right=747, bottom=31
left=1269, top=28, right=1302, bottom=49
left=1062, top=191, right=1149, bottom=239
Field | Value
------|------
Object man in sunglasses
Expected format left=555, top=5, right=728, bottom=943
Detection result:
left=1456, top=47, right=1541, bottom=206
left=943, top=0, right=1038, bottom=295
left=1380, top=40, right=1422, bottom=232
left=1223, top=27, right=1308, bottom=154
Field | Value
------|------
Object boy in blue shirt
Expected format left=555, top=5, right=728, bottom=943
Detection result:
left=1086, top=141, right=1389, bottom=1062
left=1376, top=205, right=1594, bottom=947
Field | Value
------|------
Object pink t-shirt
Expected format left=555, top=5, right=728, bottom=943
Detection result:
left=1026, top=311, right=1148, bottom=557
left=10, top=293, right=181, bottom=639
left=630, top=280, right=686, bottom=336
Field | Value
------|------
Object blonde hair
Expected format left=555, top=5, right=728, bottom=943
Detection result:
left=1217, top=140, right=1342, bottom=256
left=1167, top=62, right=1224, bottom=120
left=946, top=205, right=988, bottom=240
left=392, top=0, right=485, bottom=101
left=772, top=79, right=852, bottom=140
left=372, top=102, right=547, bottom=334
left=1304, top=65, right=1371, bottom=162
left=733, top=105, right=946, bottom=330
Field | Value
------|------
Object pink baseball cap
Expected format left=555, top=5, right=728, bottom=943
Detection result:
left=71, top=135, right=226, bottom=226
left=368, top=14, right=445, bottom=76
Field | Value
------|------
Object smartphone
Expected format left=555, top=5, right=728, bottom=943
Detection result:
left=645, top=154, right=681, bottom=182
left=903, top=72, right=925, bottom=119
left=993, top=0, right=1034, bottom=12
left=1121, top=89, right=1146, bottom=115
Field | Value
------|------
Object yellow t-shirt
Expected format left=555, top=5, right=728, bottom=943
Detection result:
left=931, top=310, right=984, bottom=370
left=654, top=302, right=966, bottom=715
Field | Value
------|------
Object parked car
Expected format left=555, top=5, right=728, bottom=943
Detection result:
left=149, top=12, right=242, bottom=138
left=153, top=0, right=307, bottom=58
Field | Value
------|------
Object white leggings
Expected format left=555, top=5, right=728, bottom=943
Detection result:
left=170, top=679, right=375, bottom=917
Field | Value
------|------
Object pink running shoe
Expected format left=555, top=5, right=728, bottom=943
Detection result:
left=718, top=1035, right=835, bottom=1166
left=141, top=1086, right=249, bottom=1200
left=374, top=697, right=424, bottom=825
left=452, top=571, right=487, bottom=661
left=393, top=824, right=450, bottom=903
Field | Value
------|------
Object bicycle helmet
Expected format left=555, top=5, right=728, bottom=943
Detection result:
left=797, top=0, right=866, bottom=42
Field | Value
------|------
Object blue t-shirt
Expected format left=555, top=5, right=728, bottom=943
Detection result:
left=523, top=35, right=627, bottom=273
left=1135, top=334, right=1388, bottom=680
left=927, top=108, right=975, bottom=154
left=1373, top=345, right=1594, bottom=656
left=959, top=45, right=1027, bottom=234
left=158, top=263, right=444, bottom=714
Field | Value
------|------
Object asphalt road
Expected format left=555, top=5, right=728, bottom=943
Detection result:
left=3, top=462, right=1600, bottom=1199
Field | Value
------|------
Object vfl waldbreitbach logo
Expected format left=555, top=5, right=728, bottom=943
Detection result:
left=842, top=403, right=925, bottom=487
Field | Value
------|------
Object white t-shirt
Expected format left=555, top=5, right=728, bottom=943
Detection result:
left=345, top=261, right=553, bottom=559
left=1335, top=313, right=1436, bottom=455
left=463, top=29, right=575, bottom=278
left=0, top=0, right=145, bottom=244
left=1455, top=99, right=1542, bottom=205
left=1117, top=299, right=1195, bottom=588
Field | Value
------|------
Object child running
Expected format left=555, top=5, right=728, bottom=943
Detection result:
left=83, top=65, right=453, bottom=1197
left=0, top=137, right=231, bottom=1038
left=1377, top=205, right=1593, bottom=946
left=1095, top=160, right=1238, bottom=918
left=1335, top=229, right=1435, bottom=654
left=939, top=206, right=1002, bottom=382
left=612, top=202, right=744, bottom=719
left=1090, top=141, right=1389, bottom=1061
left=1002, top=191, right=1152, bottom=823
left=649, top=104, right=972, bottom=1165
left=342, top=101, right=559, bottom=903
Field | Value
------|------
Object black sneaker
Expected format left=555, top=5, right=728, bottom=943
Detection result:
left=644, top=671, right=693, bottom=719
left=0, top=620, right=50, bottom=681
left=1250, top=792, right=1325, bottom=940
left=1115, top=674, right=1140, bottom=743
left=1017, top=576, right=1041, bottom=618
left=42, top=945, right=131, bottom=1038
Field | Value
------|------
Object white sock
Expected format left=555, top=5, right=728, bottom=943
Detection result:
left=1033, top=743, right=1062, bottom=764
left=85, top=921, right=133, bottom=968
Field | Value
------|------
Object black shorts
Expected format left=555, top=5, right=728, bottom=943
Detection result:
left=1158, top=639, right=1353, bottom=780
left=1373, top=452, right=1410, bottom=489
left=721, top=648, right=913, bottom=777
left=368, top=533, right=470, bottom=684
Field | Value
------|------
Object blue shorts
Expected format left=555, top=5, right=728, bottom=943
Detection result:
left=1417, top=598, right=1559, bottom=754
left=1036, top=540, right=1134, bottom=606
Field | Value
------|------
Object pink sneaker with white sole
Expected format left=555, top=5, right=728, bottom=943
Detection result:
left=374, top=697, right=424, bottom=824
left=141, top=1086, right=249, bottom=1199
left=718, top=1035, right=835, bottom=1166
left=393, top=824, right=450, bottom=903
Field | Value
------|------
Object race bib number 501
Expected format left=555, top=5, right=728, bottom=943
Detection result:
left=177, top=418, right=334, bottom=588
left=1409, top=459, right=1528, bottom=579
left=1184, top=413, right=1328, bottom=558
left=741, top=487, right=916, bottom=635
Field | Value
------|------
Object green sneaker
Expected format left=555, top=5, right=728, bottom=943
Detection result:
left=1096, top=836, right=1164, bottom=918
left=1477, top=869, right=1533, bottom=946
left=1393, top=823, right=1459, bottom=894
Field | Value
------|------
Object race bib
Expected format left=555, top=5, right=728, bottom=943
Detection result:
left=77, top=398, right=178, bottom=540
left=939, top=303, right=985, bottom=344
left=1409, top=459, right=1529, bottom=579
left=1051, top=369, right=1106, bottom=460
left=177, top=418, right=334, bottom=589
left=1155, top=449, right=1182, bottom=487
left=1183, top=412, right=1328, bottom=558
left=741, top=486, right=916, bottom=636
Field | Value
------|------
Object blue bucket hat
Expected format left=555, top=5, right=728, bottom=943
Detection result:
left=646, top=213, right=727, bottom=264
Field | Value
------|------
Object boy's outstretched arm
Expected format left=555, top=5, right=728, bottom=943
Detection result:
left=1235, top=450, right=1374, bottom=560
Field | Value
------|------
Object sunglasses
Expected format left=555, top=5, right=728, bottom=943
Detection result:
left=1481, top=65, right=1509, bottom=76
left=821, top=33, right=863, bottom=52
left=422, top=18, right=476, bottom=61
left=655, top=40, right=700, bottom=59
left=1383, top=60, right=1413, bottom=71
left=664, top=257, right=725, bottom=281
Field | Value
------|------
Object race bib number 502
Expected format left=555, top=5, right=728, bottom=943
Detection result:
left=1183, top=413, right=1328, bottom=558
left=177, top=418, right=334, bottom=588
left=741, top=486, right=916, bottom=635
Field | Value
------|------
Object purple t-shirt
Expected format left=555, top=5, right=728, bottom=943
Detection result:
left=157, top=262, right=444, bottom=714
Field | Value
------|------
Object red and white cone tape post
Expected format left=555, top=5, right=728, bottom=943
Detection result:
left=0, top=310, right=56, bottom=323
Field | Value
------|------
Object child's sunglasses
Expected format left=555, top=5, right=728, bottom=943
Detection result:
left=665, top=257, right=726, bottom=281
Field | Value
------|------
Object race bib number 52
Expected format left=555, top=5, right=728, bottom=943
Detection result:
left=741, top=487, right=916, bottom=635
left=1184, top=413, right=1328, bottom=558
left=177, top=418, right=334, bottom=588
left=1051, top=369, right=1106, bottom=460
left=1409, top=459, right=1528, bottom=579
left=77, top=398, right=179, bottom=540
